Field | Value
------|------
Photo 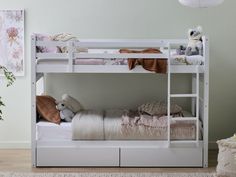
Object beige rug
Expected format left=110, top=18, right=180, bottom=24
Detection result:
left=0, top=172, right=217, bottom=177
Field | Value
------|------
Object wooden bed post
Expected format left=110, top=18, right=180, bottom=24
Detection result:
left=31, top=34, right=37, bottom=167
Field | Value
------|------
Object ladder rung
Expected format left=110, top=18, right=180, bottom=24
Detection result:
left=170, top=94, right=197, bottom=98
left=171, top=117, right=198, bottom=121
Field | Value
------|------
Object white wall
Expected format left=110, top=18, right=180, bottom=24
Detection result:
left=0, top=0, right=235, bottom=149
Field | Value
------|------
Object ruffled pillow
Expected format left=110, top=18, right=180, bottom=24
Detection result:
left=138, top=101, right=183, bottom=117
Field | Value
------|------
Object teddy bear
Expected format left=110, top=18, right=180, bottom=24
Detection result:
left=185, top=26, right=203, bottom=56
left=56, top=100, right=75, bottom=122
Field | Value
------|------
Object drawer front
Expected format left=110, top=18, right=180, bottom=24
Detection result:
left=37, top=147, right=119, bottom=166
left=120, top=147, right=202, bottom=167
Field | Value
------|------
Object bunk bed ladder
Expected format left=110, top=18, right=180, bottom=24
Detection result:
left=168, top=53, right=200, bottom=147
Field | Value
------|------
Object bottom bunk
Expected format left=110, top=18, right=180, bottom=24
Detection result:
left=35, top=109, right=204, bottom=167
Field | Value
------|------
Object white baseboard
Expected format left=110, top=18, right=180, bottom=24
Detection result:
left=209, top=141, right=218, bottom=150
left=0, top=141, right=31, bottom=149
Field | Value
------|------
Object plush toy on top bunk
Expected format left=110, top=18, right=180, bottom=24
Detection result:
left=56, top=94, right=84, bottom=122
left=176, top=26, right=203, bottom=56
left=172, top=26, right=204, bottom=65
left=185, top=26, right=203, bottom=56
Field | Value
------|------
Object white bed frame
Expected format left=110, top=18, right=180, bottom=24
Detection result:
left=31, top=35, right=209, bottom=167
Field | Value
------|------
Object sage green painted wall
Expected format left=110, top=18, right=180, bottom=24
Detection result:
left=0, top=0, right=235, bottom=148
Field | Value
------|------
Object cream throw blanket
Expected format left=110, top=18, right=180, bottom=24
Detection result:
left=72, top=110, right=104, bottom=140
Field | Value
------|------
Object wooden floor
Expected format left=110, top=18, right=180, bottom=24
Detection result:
left=0, top=149, right=218, bottom=173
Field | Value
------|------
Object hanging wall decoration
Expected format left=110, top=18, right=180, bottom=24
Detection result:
left=0, top=10, right=24, bottom=76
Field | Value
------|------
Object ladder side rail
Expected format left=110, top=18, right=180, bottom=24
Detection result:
left=167, top=43, right=171, bottom=147
left=192, top=74, right=196, bottom=116
left=196, top=66, right=200, bottom=145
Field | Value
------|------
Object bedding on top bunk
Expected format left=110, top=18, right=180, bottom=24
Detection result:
left=35, top=33, right=204, bottom=71
left=119, top=48, right=167, bottom=73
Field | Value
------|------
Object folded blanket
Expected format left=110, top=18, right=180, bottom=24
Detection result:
left=72, top=110, right=104, bottom=140
left=119, top=48, right=167, bottom=73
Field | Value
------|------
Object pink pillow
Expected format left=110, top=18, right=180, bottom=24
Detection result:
left=35, top=33, right=60, bottom=53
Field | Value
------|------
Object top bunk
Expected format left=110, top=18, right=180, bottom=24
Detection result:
left=31, top=34, right=209, bottom=74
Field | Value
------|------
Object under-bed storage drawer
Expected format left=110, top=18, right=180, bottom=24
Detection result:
left=120, top=147, right=202, bottom=167
left=37, top=147, right=119, bottom=166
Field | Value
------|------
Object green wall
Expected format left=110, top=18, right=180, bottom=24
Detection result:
left=0, top=0, right=235, bottom=148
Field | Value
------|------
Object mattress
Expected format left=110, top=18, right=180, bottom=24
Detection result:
left=36, top=121, right=71, bottom=140
left=37, top=109, right=202, bottom=141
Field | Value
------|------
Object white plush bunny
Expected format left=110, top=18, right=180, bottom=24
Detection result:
left=55, top=101, right=75, bottom=122
left=185, top=26, right=203, bottom=56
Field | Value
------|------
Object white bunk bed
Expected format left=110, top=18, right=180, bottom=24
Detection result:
left=31, top=35, right=209, bottom=167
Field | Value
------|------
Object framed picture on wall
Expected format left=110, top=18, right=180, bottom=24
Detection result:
left=0, top=10, right=24, bottom=76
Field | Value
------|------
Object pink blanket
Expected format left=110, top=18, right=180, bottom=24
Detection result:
left=122, top=110, right=183, bottom=128
left=120, top=110, right=197, bottom=140
left=74, top=59, right=105, bottom=65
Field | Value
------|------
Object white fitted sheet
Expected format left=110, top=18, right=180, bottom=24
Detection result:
left=36, top=121, right=72, bottom=140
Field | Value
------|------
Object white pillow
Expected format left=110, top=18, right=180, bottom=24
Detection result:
left=62, top=94, right=83, bottom=113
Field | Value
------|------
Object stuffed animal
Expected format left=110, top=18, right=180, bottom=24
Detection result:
left=176, top=45, right=187, bottom=55
left=185, top=26, right=203, bottom=56
left=56, top=101, right=75, bottom=122
left=61, top=94, right=83, bottom=113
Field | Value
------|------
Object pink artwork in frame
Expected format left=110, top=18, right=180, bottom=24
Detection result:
left=0, top=10, right=24, bottom=76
